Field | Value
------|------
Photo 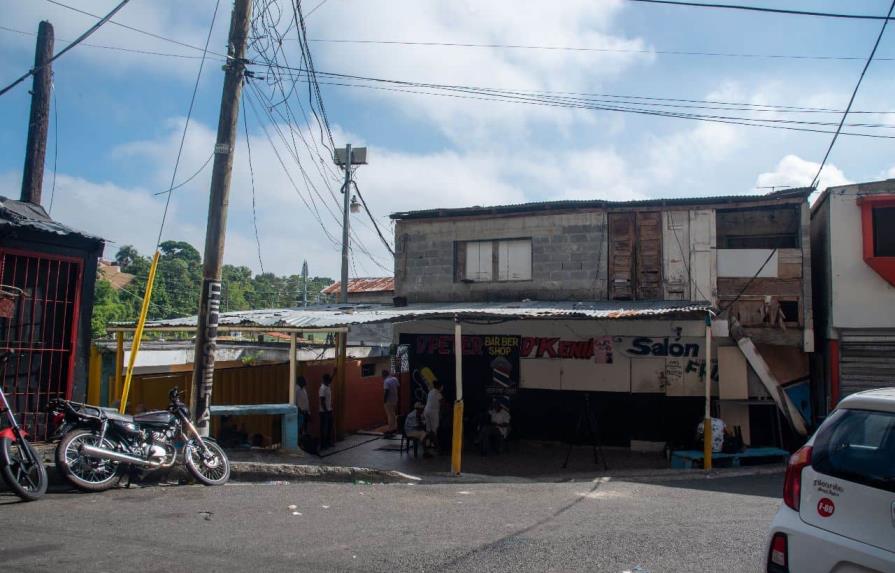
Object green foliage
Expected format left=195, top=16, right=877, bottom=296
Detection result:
left=91, top=242, right=335, bottom=339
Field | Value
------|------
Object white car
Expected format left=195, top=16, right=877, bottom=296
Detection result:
left=766, top=388, right=895, bottom=573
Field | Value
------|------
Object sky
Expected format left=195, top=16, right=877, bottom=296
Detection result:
left=2, top=0, right=895, bottom=279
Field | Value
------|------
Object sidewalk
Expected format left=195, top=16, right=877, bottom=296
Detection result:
left=225, top=433, right=786, bottom=484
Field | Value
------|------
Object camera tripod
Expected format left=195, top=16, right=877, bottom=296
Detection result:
left=561, top=393, right=608, bottom=470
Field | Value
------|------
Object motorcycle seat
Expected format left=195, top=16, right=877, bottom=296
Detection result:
left=100, top=408, right=133, bottom=423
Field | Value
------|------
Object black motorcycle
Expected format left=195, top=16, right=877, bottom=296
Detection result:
left=0, top=351, right=47, bottom=501
left=48, top=388, right=230, bottom=491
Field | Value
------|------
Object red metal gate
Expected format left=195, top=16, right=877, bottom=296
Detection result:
left=0, top=249, right=82, bottom=440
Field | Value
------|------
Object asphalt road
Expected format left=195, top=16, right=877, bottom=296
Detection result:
left=0, top=473, right=782, bottom=572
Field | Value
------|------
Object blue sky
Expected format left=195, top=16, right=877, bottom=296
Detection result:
left=2, top=0, right=895, bottom=278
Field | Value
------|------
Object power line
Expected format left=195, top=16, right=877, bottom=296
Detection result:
left=810, top=0, right=895, bottom=189
left=152, top=153, right=214, bottom=196
left=305, top=0, right=332, bottom=18
left=241, top=95, right=266, bottom=274
left=260, top=66, right=895, bottom=139
left=0, top=0, right=132, bottom=97
left=351, top=180, right=395, bottom=257
left=625, top=0, right=895, bottom=20
left=156, top=0, right=221, bottom=248
left=305, top=37, right=895, bottom=62
left=42, top=0, right=231, bottom=60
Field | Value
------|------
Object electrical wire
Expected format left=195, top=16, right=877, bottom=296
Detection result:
left=718, top=248, right=778, bottom=315
left=351, top=180, right=395, bottom=257
left=1, top=0, right=132, bottom=97
left=156, top=0, right=221, bottom=248
left=152, top=153, right=214, bottom=196
left=242, top=95, right=266, bottom=274
left=810, top=0, right=895, bottom=189
left=42, top=0, right=231, bottom=60
left=305, top=0, right=332, bottom=18
left=306, top=37, right=895, bottom=62
left=624, top=0, right=895, bottom=20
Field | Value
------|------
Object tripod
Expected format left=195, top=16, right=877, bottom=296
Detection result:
left=562, top=393, right=608, bottom=470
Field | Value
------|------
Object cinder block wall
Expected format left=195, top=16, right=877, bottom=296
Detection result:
left=394, top=211, right=608, bottom=302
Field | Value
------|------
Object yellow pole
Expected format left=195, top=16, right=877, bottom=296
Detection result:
left=114, top=331, right=124, bottom=403
left=119, top=251, right=160, bottom=414
left=703, top=313, right=713, bottom=471
left=451, top=317, right=464, bottom=475
left=87, top=344, right=101, bottom=405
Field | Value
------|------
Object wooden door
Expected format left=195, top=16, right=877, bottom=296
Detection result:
left=636, top=211, right=663, bottom=299
left=608, top=213, right=635, bottom=300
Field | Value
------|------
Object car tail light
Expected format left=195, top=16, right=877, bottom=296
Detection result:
left=767, top=532, right=788, bottom=573
left=783, top=446, right=812, bottom=511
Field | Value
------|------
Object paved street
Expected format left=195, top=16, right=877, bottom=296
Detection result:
left=0, top=473, right=781, bottom=572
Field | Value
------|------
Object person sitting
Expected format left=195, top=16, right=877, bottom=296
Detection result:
left=404, top=402, right=432, bottom=458
left=478, top=399, right=511, bottom=455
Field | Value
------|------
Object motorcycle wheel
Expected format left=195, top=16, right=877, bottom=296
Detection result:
left=55, top=429, right=121, bottom=492
left=0, top=437, right=47, bottom=501
left=184, top=439, right=230, bottom=486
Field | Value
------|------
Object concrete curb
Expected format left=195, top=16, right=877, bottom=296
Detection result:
left=230, top=462, right=420, bottom=484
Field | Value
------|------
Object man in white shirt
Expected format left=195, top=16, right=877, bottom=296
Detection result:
left=478, top=400, right=510, bottom=455
left=295, top=376, right=310, bottom=437
left=319, top=372, right=334, bottom=449
left=382, top=369, right=400, bottom=436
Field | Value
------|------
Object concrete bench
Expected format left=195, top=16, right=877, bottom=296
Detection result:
left=670, top=447, right=789, bottom=469
left=209, top=403, right=298, bottom=450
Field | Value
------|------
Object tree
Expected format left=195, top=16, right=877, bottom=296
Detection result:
left=91, top=278, right=128, bottom=338
left=114, top=245, right=142, bottom=271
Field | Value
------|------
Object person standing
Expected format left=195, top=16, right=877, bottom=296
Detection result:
left=382, top=369, right=400, bottom=436
left=319, top=372, right=335, bottom=449
left=423, top=380, right=443, bottom=439
left=295, top=376, right=310, bottom=437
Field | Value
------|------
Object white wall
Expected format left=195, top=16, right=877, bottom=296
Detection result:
left=829, top=186, right=895, bottom=330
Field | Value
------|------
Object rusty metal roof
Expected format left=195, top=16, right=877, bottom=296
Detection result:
left=0, top=196, right=103, bottom=245
left=321, top=277, right=395, bottom=295
left=390, top=188, right=812, bottom=221
left=118, top=300, right=712, bottom=332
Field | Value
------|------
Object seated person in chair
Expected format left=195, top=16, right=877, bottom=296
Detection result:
left=478, top=399, right=510, bottom=455
left=404, top=401, right=429, bottom=444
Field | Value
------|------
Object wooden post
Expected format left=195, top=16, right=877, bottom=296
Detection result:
left=114, top=331, right=124, bottom=403
left=190, top=0, right=253, bottom=435
left=20, top=21, right=54, bottom=206
left=451, top=317, right=464, bottom=476
left=289, top=333, right=297, bottom=406
left=703, top=313, right=713, bottom=471
left=335, top=331, right=347, bottom=440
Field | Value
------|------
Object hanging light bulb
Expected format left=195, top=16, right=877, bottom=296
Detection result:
left=350, top=195, right=361, bottom=214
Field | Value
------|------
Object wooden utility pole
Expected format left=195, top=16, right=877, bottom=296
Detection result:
left=20, top=21, right=54, bottom=206
left=190, top=0, right=253, bottom=435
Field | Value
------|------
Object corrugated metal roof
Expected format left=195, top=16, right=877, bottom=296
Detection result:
left=123, top=300, right=712, bottom=331
left=390, top=188, right=812, bottom=221
left=0, top=196, right=103, bottom=244
left=321, top=277, right=395, bottom=295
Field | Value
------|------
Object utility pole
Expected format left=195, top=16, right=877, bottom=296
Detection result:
left=190, top=0, right=253, bottom=435
left=334, top=144, right=367, bottom=303
left=301, top=259, right=309, bottom=307
left=20, top=21, right=54, bottom=206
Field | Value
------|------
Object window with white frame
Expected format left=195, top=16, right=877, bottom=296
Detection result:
left=465, top=240, right=493, bottom=282
left=498, top=239, right=532, bottom=281
left=460, top=239, right=532, bottom=282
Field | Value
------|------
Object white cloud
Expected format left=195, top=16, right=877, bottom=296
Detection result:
left=755, top=154, right=851, bottom=192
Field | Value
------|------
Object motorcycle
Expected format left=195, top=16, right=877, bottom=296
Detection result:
left=48, top=388, right=230, bottom=491
left=0, top=350, right=48, bottom=501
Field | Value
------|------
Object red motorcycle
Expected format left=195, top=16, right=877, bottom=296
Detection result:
left=0, top=350, right=47, bottom=501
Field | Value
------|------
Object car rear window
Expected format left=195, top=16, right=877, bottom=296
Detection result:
left=812, top=408, right=895, bottom=493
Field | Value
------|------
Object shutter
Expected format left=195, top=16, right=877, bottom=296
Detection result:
left=498, top=239, right=532, bottom=281
left=840, top=330, right=895, bottom=397
left=608, top=213, right=635, bottom=300
left=636, top=211, right=663, bottom=299
left=465, top=241, right=492, bottom=281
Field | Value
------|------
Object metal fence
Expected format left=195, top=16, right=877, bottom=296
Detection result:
left=0, top=249, right=82, bottom=440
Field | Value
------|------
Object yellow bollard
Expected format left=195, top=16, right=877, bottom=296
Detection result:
left=451, top=400, right=464, bottom=475
left=119, top=250, right=160, bottom=414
